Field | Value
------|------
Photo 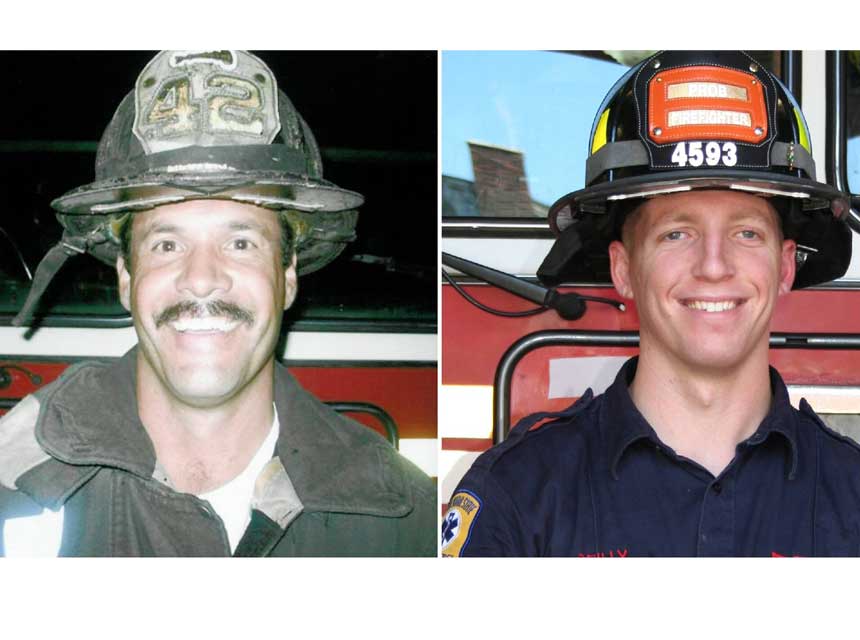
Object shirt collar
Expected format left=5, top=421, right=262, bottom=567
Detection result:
left=605, top=357, right=800, bottom=480
left=603, top=357, right=657, bottom=480
left=748, top=366, right=800, bottom=480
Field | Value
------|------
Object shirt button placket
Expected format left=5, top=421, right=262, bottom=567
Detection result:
left=697, top=477, right=735, bottom=557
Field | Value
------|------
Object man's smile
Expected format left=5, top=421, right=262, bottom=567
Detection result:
left=168, top=316, right=243, bottom=333
left=680, top=298, right=745, bottom=313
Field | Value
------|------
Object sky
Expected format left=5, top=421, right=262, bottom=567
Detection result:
left=441, top=51, right=629, bottom=207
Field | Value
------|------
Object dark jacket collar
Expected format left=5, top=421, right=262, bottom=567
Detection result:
left=35, top=351, right=156, bottom=477
left=604, top=357, right=799, bottom=479
left=35, top=348, right=413, bottom=517
left=271, top=363, right=414, bottom=517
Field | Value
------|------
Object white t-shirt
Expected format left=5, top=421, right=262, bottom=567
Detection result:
left=198, top=411, right=279, bottom=553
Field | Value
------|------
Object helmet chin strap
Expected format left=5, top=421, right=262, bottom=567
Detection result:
left=11, top=234, right=86, bottom=327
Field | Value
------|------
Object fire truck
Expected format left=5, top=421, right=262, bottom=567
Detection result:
left=0, top=51, right=437, bottom=480
left=440, top=50, right=860, bottom=512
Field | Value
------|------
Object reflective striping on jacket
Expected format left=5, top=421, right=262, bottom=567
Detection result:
left=0, top=395, right=50, bottom=490
left=2, top=506, right=64, bottom=557
left=252, top=457, right=304, bottom=530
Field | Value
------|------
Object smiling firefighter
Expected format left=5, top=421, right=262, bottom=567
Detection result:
left=0, top=50, right=435, bottom=557
left=444, top=50, right=860, bottom=557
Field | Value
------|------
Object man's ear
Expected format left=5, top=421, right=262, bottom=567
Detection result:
left=117, top=255, right=131, bottom=312
left=778, top=239, right=797, bottom=296
left=283, top=253, right=298, bottom=310
left=608, top=240, right=635, bottom=299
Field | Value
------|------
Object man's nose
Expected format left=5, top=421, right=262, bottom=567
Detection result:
left=175, top=244, right=232, bottom=298
left=692, top=233, right=735, bottom=282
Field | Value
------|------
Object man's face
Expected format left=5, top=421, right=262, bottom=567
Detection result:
left=608, top=190, right=796, bottom=373
left=117, top=200, right=297, bottom=408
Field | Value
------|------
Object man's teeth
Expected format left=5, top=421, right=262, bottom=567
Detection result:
left=171, top=317, right=239, bottom=332
left=686, top=300, right=738, bottom=313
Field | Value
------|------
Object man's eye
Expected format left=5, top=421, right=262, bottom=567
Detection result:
left=739, top=229, right=760, bottom=240
left=230, top=238, right=256, bottom=251
left=153, top=240, right=177, bottom=253
left=662, top=230, right=687, bottom=241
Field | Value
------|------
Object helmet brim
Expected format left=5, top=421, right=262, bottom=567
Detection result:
left=52, top=171, right=363, bottom=277
left=548, top=170, right=853, bottom=289
left=549, top=169, right=849, bottom=235
left=51, top=169, right=364, bottom=216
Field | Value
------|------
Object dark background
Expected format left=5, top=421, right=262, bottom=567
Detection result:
left=0, top=51, right=437, bottom=331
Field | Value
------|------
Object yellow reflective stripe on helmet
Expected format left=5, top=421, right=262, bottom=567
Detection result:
left=591, top=108, right=611, bottom=155
left=794, top=107, right=811, bottom=155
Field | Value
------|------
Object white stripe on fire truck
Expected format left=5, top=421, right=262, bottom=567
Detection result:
left=440, top=384, right=494, bottom=440
left=0, top=327, right=436, bottom=362
left=787, top=386, right=860, bottom=414
left=442, top=237, right=556, bottom=276
left=548, top=356, right=629, bottom=399
left=398, top=438, right=437, bottom=477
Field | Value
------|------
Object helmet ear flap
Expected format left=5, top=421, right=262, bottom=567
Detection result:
left=538, top=206, right=631, bottom=287
left=786, top=206, right=854, bottom=290
left=538, top=217, right=595, bottom=286
left=767, top=196, right=852, bottom=290
left=771, top=197, right=804, bottom=240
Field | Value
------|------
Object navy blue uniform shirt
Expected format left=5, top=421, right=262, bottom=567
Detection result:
left=442, top=358, right=860, bottom=557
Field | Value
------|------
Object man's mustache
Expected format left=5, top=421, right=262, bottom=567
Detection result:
left=154, top=300, right=255, bottom=328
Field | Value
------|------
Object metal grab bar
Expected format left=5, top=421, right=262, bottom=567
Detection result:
left=327, top=401, right=400, bottom=450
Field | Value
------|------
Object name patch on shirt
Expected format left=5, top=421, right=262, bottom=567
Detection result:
left=441, top=491, right=482, bottom=557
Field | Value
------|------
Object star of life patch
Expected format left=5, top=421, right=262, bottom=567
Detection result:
left=441, top=490, right=482, bottom=557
